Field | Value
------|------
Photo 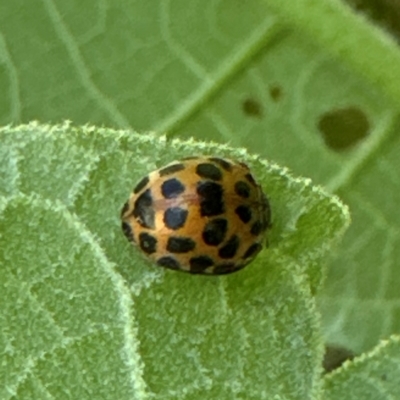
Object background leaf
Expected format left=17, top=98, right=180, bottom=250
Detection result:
left=0, top=123, right=348, bottom=399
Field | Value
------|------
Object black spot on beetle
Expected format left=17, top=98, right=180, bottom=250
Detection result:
left=133, top=175, right=149, bottom=194
left=197, top=181, right=224, bottom=216
left=202, top=218, right=228, bottom=246
left=218, top=235, right=239, bottom=259
left=213, top=263, right=241, bottom=275
left=250, top=220, right=263, bottom=236
left=167, top=237, right=196, bottom=253
left=208, top=157, right=232, bottom=171
left=235, top=205, right=252, bottom=224
left=120, top=201, right=129, bottom=218
left=133, top=189, right=155, bottom=229
left=243, top=243, right=262, bottom=259
left=245, top=173, right=256, bottom=186
left=163, top=207, right=188, bottom=230
left=159, top=163, right=185, bottom=176
left=190, top=256, right=214, bottom=273
left=121, top=222, right=134, bottom=242
left=157, top=256, right=181, bottom=270
left=161, top=178, right=185, bottom=199
left=234, top=181, right=251, bottom=198
left=139, top=232, right=157, bottom=254
left=196, top=163, right=222, bottom=181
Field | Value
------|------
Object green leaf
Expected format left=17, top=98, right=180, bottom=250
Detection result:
left=323, top=335, right=400, bottom=400
left=2, top=0, right=400, bottom=393
left=0, top=123, right=348, bottom=399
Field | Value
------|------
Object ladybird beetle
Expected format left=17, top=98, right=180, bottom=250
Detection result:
left=121, top=156, right=271, bottom=275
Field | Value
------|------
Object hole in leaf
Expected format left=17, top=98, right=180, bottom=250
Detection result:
left=323, top=344, right=355, bottom=373
left=242, top=98, right=263, bottom=118
left=318, top=106, right=370, bottom=151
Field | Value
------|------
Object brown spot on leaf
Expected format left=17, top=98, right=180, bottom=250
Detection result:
left=269, top=85, right=283, bottom=102
left=323, top=345, right=355, bottom=373
left=318, top=106, right=370, bottom=151
left=242, top=98, right=263, bottom=118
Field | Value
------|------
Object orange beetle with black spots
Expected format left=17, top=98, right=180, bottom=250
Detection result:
left=121, top=157, right=271, bottom=275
